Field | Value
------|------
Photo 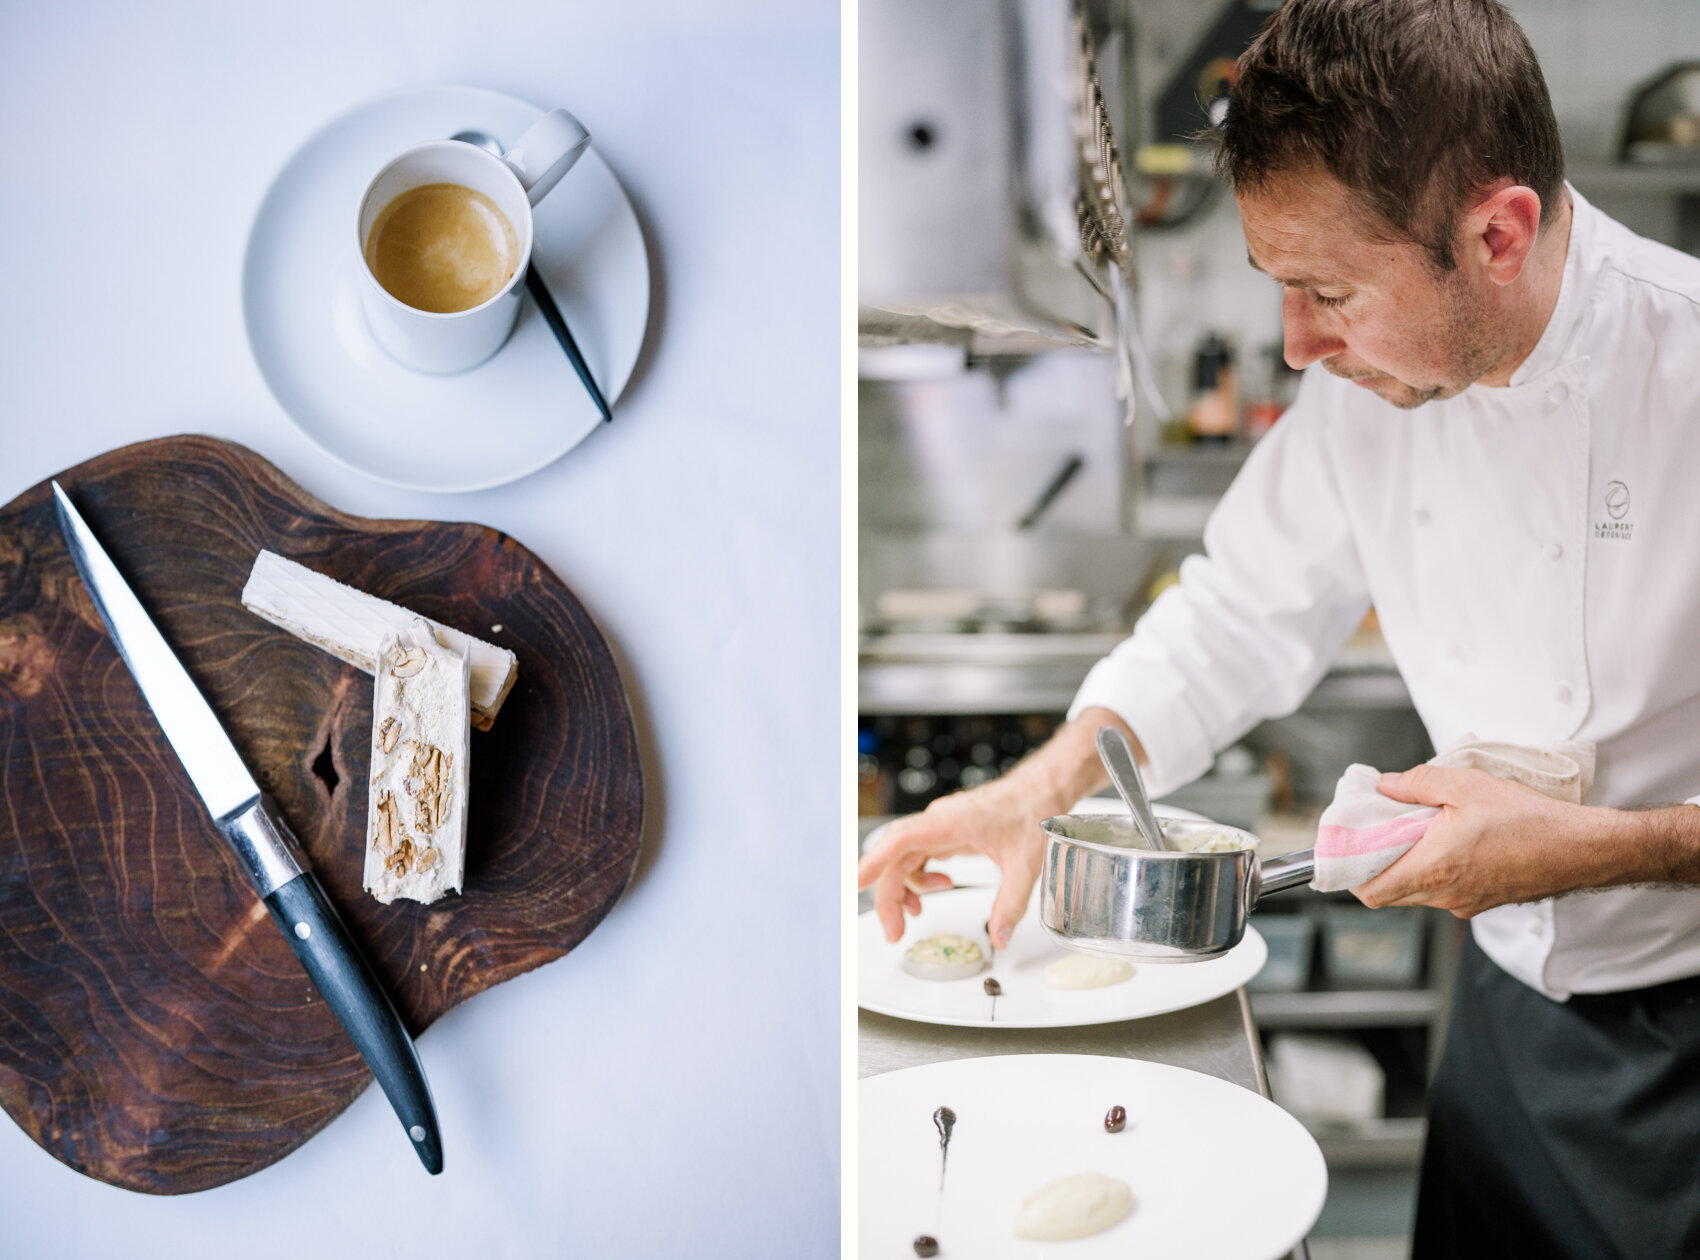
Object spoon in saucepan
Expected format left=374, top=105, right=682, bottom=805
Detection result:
left=452, top=129, right=613, bottom=423
left=1095, top=726, right=1172, bottom=851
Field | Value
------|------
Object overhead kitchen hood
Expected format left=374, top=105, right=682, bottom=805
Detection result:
left=859, top=0, right=1137, bottom=356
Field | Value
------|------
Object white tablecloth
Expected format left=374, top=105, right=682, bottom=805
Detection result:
left=0, top=1, right=840, bottom=1254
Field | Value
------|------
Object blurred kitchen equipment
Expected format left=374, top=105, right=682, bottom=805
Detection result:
left=1246, top=912, right=1315, bottom=993
left=1095, top=726, right=1169, bottom=850
left=452, top=129, right=612, bottom=421
left=1154, top=744, right=1273, bottom=831
left=1186, top=331, right=1238, bottom=441
left=1152, top=0, right=1278, bottom=146
left=859, top=0, right=1158, bottom=416
left=1621, top=63, right=1700, bottom=163
left=1266, top=1033, right=1385, bottom=1125
left=1321, top=906, right=1426, bottom=989
left=1016, top=453, right=1085, bottom=529
left=1039, top=812, right=1314, bottom=960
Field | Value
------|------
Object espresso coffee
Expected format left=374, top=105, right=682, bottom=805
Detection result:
left=364, top=183, right=520, bottom=314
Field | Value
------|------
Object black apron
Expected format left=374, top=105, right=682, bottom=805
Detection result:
left=1414, top=932, right=1700, bottom=1259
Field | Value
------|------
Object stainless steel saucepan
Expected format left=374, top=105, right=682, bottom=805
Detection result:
left=1038, top=813, right=1315, bottom=961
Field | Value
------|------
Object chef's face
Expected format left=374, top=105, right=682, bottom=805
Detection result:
left=1238, top=168, right=1502, bottom=410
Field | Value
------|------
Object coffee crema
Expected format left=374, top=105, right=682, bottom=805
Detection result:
left=364, top=183, right=519, bottom=314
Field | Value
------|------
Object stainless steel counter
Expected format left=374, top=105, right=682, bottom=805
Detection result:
left=859, top=989, right=1268, bottom=1092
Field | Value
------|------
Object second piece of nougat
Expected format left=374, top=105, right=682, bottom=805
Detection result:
left=366, top=618, right=471, bottom=905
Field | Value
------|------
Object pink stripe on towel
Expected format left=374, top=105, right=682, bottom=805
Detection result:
left=1316, top=813, right=1434, bottom=858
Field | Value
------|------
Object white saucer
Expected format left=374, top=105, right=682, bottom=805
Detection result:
left=242, top=85, right=649, bottom=492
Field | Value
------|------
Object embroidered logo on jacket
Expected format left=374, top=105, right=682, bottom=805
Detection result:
left=1595, top=480, right=1633, bottom=540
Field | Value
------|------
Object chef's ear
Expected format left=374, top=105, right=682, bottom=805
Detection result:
left=1466, top=182, right=1544, bottom=287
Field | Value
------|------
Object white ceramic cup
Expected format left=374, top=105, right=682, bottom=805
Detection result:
left=355, top=108, right=590, bottom=374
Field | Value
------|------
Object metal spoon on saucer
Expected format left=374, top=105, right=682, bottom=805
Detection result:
left=452, top=129, right=613, bottom=423
left=1095, top=726, right=1172, bottom=851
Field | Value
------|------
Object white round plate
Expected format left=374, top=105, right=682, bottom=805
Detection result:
left=860, top=885, right=1266, bottom=1029
left=860, top=1054, right=1326, bottom=1260
left=242, top=85, right=649, bottom=491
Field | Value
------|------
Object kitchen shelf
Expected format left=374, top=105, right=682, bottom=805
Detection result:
left=858, top=631, right=1415, bottom=715
left=1251, top=988, right=1442, bottom=1029
left=1136, top=493, right=1219, bottom=539
left=1311, top=1117, right=1427, bottom=1169
left=1567, top=163, right=1700, bottom=256
left=1568, top=162, right=1700, bottom=194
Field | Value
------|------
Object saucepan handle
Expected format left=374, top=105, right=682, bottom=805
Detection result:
left=1250, top=848, right=1315, bottom=908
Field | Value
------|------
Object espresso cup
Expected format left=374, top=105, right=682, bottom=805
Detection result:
left=355, top=108, right=590, bottom=373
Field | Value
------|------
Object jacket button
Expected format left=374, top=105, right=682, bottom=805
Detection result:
left=1555, top=683, right=1573, bottom=704
left=1413, top=507, right=1431, bottom=525
left=1547, top=385, right=1570, bottom=406
left=1545, top=540, right=1563, bottom=561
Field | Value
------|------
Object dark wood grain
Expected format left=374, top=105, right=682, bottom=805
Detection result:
left=0, top=436, right=643, bottom=1193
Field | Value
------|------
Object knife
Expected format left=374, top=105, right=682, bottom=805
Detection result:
left=51, top=481, right=443, bottom=1175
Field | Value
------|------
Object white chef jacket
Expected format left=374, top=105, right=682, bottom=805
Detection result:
left=1072, top=187, right=1700, bottom=1000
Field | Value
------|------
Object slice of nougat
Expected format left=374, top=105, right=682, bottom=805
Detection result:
left=365, top=618, right=471, bottom=905
left=241, top=550, right=517, bottom=730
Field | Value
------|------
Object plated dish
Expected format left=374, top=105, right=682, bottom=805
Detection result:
left=859, top=885, right=1268, bottom=1029
left=860, top=1053, right=1327, bottom=1260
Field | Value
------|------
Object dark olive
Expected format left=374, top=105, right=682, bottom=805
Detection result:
left=1105, top=1104, right=1127, bottom=1133
left=982, top=977, right=1002, bottom=996
left=913, top=1235, right=940, bottom=1257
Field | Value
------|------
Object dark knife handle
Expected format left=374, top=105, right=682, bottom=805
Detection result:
left=526, top=264, right=613, bottom=422
left=263, top=871, right=444, bottom=1174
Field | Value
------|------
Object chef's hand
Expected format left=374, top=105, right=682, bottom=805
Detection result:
left=856, top=777, right=1048, bottom=948
left=1352, top=764, right=1700, bottom=916
left=856, top=710, right=1133, bottom=948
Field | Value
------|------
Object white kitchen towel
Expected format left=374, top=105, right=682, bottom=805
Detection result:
left=1310, top=735, right=1596, bottom=892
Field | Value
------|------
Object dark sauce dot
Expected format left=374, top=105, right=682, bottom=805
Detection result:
left=1105, top=1104, right=1127, bottom=1133
left=913, top=1236, right=940, bottom=1258
left=982, top=977, right=1002, bottom=997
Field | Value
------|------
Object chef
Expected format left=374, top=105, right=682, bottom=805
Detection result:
left=858, top=1, right=1700, bottom=1255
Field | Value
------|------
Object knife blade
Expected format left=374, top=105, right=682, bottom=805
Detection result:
left=51, top=480, right=443, bottom=1174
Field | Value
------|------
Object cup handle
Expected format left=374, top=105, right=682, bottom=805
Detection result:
left=502, top=107, right=591, bottom=206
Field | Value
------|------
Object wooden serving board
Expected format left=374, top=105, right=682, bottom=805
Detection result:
left=0, top=436, right=643, bottom=1193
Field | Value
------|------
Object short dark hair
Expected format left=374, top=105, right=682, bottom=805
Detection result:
left=1217, top=0, right=1564, bottom=271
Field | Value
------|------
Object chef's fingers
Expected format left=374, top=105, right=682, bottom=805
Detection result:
left=902, top=888, right=921, bottom=916
left=857, top=823, right=913, bottom=890
left=1375, top=763, right=1467, bottom=807
left=1350, top=871, right=1404, bottom=909
left=1357, top=878, right=1472, bottom=915
left=988, top=846, right=1043, bottom=950
left=857, top=812, right=972, bottom=889
left=873, top=860, right=924, bottom=942
left=1351, top=843, right=1436, bottom=909
left=905, top=869, right=955, bottom=895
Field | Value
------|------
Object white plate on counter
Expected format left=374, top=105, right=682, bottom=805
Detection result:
left=243, top=85, right=649, bottom=492
left=859, top=885, right=1267, bottom=1029
left=860, top=1054, right=1326, bottom=1260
